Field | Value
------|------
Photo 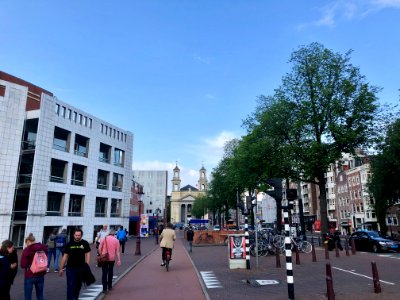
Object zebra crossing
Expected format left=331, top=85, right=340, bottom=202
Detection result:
left=200, top=271, right=223, bottom=289
left=78, top=276, right=118, bottom=299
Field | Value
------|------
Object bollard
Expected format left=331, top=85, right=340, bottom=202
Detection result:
left=345, top=238, right=350, bottom=256
left=155, top=233, right=159, bottom=245
left=295, top=246, right=300, bottom=265
left=335, top=244, right=340, bottom=258
left=318, top=235, right=322, bottom=247
left=325, top=243, right=330, bottom=260
left=371, top=261, right=382, bottom=293
left=312, top=244, right=317, bottom=262
left=275, top=246, right=281, bottom=268
left=351, top=238, right=356, bottom=255
left=326, top=263, right=335, bottom=300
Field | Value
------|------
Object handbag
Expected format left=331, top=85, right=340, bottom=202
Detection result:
left=96, top=236, right=109, bottom=267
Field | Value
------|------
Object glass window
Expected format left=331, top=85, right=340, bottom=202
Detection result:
left=68, top=194, right=83, bottom=216
left=112, top=173, right=123, bottom=192
left=47, top=192, right=63, bottom=216
left=113, top=148, right=125, bottom=167
left=111, top=198, right=121, bottom=217
left=95, top=197, right=107, bottom=217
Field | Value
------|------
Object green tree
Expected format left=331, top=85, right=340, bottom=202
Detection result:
left=192, top=194, right=210, bottom=219
left=369, top=118, right=400, bottom=233
left=244, top=42, right=381, bottom=235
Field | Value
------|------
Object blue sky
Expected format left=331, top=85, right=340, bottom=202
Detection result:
left=1, top=1, right=400, bottom=190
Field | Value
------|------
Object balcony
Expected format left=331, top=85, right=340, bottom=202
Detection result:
left=50, top=176, right=65, bottom=183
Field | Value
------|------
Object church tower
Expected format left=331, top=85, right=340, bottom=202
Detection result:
left=172, top=163, right=181, bottom=192
left=198, top=165, right=208, bottom=191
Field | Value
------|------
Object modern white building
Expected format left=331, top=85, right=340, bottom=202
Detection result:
left=0, top=71, right=133, bottom=246
left=132, top=170, right=168, bottom=222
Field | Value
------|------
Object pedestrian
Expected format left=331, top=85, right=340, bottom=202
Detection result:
left=333, top=231, right=343, bottom=251
left=95, top=225, right=109, bottom=254
left=116, top=226, right=127, bottom=254
left=159, top=223, right=176, bottom=266
left=54, top=228, right=67, bottom=272
left=58, top=228, right=91, bottom=300
left=46, top=228, right=58, bottom=272
left=186, top=225, right=194, bottom=253
left=20, top=233, right=48, bottom=300
left=98, top=229, right=121, bottom=294
left=0, top=240, right=18, bottom=300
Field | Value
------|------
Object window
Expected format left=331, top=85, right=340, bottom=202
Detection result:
left=61, top=106, right=66, bottom=117
left=113, top=148, right=125, bottom=167
left=66, top=109, right=71, bottom=120
left=73, top=112, right=77, bottom=122
left=53, top=126, right=70, bottom=152
left=55, top=104, right=60, bottom=115
left=50, top=159, right=67, bottom=183
left=83, top=116, right=87, bottom=127
left=71, top=163, right=86, bottom=186
left=88, top=118, right=92, bottom=128
left=68, top=194, right=83, bottom=216
left=95, top=197, right=107, bottom=217
left=97, top=169, right=109, bottom=190
left=74, top=134, right=89, bottom=157
left=112, top=173, right=123, bottom=192
left=47, top=192, right=64, bottom=216
left=111, top=198, right=121, bottom=217
left=99, top=143, right=111, bottom=163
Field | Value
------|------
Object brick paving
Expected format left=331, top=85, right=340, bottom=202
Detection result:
left=10, top=232, right=400, bottom=300
left=10, top=236, right=159, bottom=300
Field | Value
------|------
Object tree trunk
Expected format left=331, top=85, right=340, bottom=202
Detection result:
left=317, top=171, right=328, bottom=237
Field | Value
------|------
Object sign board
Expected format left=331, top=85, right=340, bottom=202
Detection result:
left=228, top=234, right=246, bottom=269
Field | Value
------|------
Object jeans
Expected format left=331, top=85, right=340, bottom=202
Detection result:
left=54, top=248, right=64, bottom=271
left=47, top=248, right=56, bottom=269
left=119, top=240, right=126, bottom=253
left=24, top=276, right=44, bottom=300
left=188, top=241, right=193, bottom=252
left=66, top=268, right=83, bottom=300
left=101, top=261, right=115, bottom=291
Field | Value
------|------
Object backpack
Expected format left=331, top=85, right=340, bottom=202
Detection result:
left=56, top=235, right=66, bottom=248
left=30, top=251, right=48, bottom=273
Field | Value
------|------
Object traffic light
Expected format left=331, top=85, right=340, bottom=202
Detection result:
left=264, top=178, right=283, bottom=200
left=286, top=189, right=297, bottom=200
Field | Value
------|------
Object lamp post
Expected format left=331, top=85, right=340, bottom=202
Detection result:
left=135, top=192, right=144, bottom=256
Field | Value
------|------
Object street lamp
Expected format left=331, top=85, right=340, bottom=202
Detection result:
left=135, top=191, right=144, bottom=256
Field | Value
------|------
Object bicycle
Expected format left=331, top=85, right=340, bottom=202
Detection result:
left=165, top=248, right=172, bottom=272
left=196, top=232, right=214, bottom=244
left=281, top=235, right=312, bottom=253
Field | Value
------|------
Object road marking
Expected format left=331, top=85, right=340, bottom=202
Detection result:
left=200, top=271, right=223, bottom=288
left=79, top=276, right=118, bottom=299
left=332, top=267, right=395, bottom=285
left=377, top=254, right=400, bottom=260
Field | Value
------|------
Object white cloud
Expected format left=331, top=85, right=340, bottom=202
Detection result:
left=193, top=54, right=211, bottom=65
left=298, top=0, right=400, bottom=30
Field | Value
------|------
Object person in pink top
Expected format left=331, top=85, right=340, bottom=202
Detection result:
left=98, top=229, right=121, bottom=294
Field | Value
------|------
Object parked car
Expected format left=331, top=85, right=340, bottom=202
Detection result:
left=212, top=225, right=221, bottom=231
left=173, top=222, right=185, bottom=230
left=349, top=230, right=400, bottom=253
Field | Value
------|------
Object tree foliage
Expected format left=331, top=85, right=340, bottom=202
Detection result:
left=369, top=118, right=400, bottom=232
left=241, top=42, right=381, bottom=234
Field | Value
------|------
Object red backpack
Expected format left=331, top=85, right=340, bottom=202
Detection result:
left=30, top=251, right=48, bottom=273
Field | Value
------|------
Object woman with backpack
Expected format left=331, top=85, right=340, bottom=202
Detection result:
left=20, top=233, right=48, bottom=300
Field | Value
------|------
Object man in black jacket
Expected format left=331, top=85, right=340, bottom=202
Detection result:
left=186, top=226, right=194, bottom=253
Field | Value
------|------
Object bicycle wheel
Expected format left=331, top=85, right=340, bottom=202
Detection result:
left=166, top=250, right=171, bottom=271
left=273, top=235, right=285, bottom=248
left=300, top=241, right=312, bottom=253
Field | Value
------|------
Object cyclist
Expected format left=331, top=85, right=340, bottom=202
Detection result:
left=159, top=223, right=176, bottom=266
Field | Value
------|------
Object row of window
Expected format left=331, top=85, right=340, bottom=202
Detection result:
left=100, top=123, right=127, bottom=142
left=50, top=158, right=124, bottom=191
left=47, top=192, right=122, bottom=217
left=53, top=126, right=125, bottom=167
left=55, top=104, right=93, bottom=128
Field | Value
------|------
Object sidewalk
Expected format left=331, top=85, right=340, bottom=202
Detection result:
left=102, top=236, right=207, bottom=300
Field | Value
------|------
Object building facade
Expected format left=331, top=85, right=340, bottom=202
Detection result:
left=0, top=71, right=133, bottom=246
left=170, top=165, right=208, bottom=225
left=132, top=170, right=168, bottom=225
